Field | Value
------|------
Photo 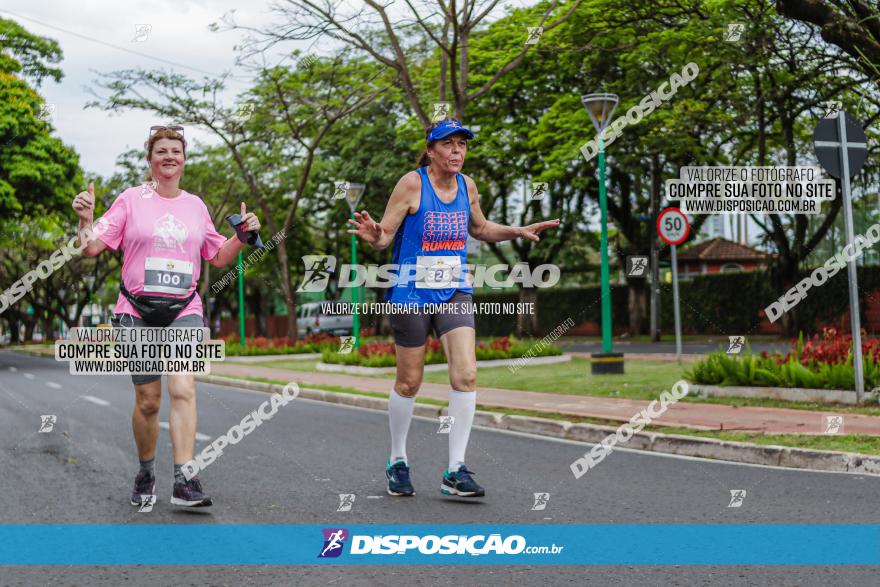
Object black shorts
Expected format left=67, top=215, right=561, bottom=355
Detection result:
left=389, top=291, right=475, bottom=347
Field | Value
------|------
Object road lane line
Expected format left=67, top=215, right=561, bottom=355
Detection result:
left=158, top=421, right=211, bottom=442
left=82, top=395, right=110, bottom=407
left=194, top=379, right=877, bottom=478
left=47, top=382, right=61, bottom=389
left=23, top=373, right=35, bottom=379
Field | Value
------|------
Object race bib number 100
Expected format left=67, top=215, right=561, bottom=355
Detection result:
left=143, top=257, right=193, bottom=295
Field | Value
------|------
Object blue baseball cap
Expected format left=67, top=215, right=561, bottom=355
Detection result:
left=426, top=119, right=476, bottom=142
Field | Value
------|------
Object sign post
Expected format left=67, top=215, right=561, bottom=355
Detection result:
left=657, top=208, right=691, bottom=364
left=340, top=182, right=366, bottom=349
left=813, top=111, right=868, bottom=403
left=237, top=251, right=246, bottom=345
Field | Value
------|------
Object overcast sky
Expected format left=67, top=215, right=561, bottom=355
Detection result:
left=1, top=0, right=310, bottom=179
left=2, top=1, right=530, bottom=182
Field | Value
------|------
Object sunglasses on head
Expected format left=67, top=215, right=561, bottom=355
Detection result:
left=149, top=125, right=184, bottom=137
left=145, top=125, right=187, bottom=152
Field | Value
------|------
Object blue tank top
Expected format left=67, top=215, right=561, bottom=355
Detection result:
left=389, top=166, right=472, bottom=305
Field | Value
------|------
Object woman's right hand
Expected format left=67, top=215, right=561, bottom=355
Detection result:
left=72, top=182, right=96, bottom=222
left=347, top=210, right=384, bottom=246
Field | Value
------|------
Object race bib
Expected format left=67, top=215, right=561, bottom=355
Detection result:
left=143, top=257, right=193, bottom=295
left=415, top=256, right=461, bottom=289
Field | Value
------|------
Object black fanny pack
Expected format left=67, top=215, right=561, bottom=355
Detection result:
left=120, top=284, right=196, bottom=327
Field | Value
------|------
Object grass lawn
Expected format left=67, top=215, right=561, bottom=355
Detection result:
left=252, top=359, right=325, bottom=372
left=252, top=356, right=880, bottom=416
left=422, top=357, right=684, bottom=398
left=234, top=376, right=880, bottom=456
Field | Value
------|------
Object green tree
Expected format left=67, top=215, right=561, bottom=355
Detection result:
left=0, top=17, right=81, bottom=221
left=89, top=52, right=388, bottom=337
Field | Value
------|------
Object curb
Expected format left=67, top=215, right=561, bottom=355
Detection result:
left=195, top=374, right=880, bottom=477
left=692, top=383, right=876, bottom=406
left=315, top=354, right=571, bottom=375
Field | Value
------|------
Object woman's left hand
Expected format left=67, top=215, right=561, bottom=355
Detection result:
left=239, top=202, right=261, bottom=232
left=520, top=218, right=560, bottom=242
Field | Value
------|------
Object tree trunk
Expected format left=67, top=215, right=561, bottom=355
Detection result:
left=253, top=288, right=267, bottom=336
left=774, top=261, right=800, bottom=336
left=275, top=246, right=297, bottom=339
left=628, top=280, right=648, bottom=336
left=7, top=318, right=20, bottom=343
left=515, top=287, right=539, bottom=337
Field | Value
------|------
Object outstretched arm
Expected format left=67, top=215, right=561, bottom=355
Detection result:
left=347, top=171, right=419, bottom=250
left=465, top=176, right=560, bottom=243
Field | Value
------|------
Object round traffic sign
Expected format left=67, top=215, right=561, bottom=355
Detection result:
left=813, top=111, right=867, bottom=179
left=657, top=208, right=690, bottom=245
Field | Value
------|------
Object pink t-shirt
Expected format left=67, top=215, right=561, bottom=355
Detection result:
left=97, top=184, right=228, bottom=320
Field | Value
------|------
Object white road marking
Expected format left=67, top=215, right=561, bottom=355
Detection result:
left=158, top=421, right=211, bottom=442
left=47, top=382, right=62, bottom=389
left=9, top=366, right=17, bottom=372
left=366, top=495, right=383, bottom=499
left=196, top=379, right=876, bottom=478
left=23, top=373, right=35, bottom=379
left=82, top=395, right=110, bottom=407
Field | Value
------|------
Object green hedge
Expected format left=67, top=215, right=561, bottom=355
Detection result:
left=467, top=266, right=880, bottom=336
left=472, top=286, right=629, bottom=337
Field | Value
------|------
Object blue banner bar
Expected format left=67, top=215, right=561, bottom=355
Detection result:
left=0, top=525, right=878, bottom=565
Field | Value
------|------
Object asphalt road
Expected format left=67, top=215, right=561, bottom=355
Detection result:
left=1, top=351, right=878, bottom=586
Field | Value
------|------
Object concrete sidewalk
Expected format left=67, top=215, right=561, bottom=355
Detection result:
left=209, top=363, right=880, bottom=437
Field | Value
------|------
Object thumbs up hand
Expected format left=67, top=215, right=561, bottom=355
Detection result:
left=72, top=182, right=96, bottom=222
left=238, top=201, right=260, bottom=233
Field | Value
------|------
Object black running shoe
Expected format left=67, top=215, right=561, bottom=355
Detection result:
left=440, top=464, right=485, bottom=497
left=386, top=459, right=415, bottom=496
left=171, top=477, right=213, bottom=507
left=130, top=470, right=156, bottom=506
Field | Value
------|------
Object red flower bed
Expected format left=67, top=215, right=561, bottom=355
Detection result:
left=781, top=328, right=880, bottom=365
left=303, top=332, right=338, bottom=346
left=358, top=340, right=396, bottom=357
left=477, top=336, right=511, bottom=351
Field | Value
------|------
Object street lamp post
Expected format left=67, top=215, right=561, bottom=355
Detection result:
left=341, top=183, right=366, bottom=349
left=582, top=93, right=624, bottom=375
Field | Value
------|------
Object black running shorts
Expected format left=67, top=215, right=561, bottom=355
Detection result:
left=389, top=291, right=475, bottom=348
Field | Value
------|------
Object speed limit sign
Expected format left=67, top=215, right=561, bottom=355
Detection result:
left=657, top=208, right=690, bottom=245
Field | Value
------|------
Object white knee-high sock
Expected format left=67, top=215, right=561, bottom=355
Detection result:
left=447, top=389, right=476, bottom=471
left=388, top=390, right=415, bottom=464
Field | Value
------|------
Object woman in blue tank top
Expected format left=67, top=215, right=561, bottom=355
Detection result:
left=348, top=119, right=559, bottom=499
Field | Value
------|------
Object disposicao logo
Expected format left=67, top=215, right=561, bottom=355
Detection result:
left=318, top=528, right=348, bottom=558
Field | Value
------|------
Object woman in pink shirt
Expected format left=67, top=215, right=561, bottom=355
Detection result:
left=71, top=126, right=261, bottom=508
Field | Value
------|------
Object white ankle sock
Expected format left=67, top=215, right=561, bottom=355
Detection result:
left=447, top=389, right=476, bottom=471
left=388, top=390, right=415, bottom=463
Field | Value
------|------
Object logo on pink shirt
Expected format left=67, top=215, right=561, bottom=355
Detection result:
left=152, top=213, right=188, bottom=253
